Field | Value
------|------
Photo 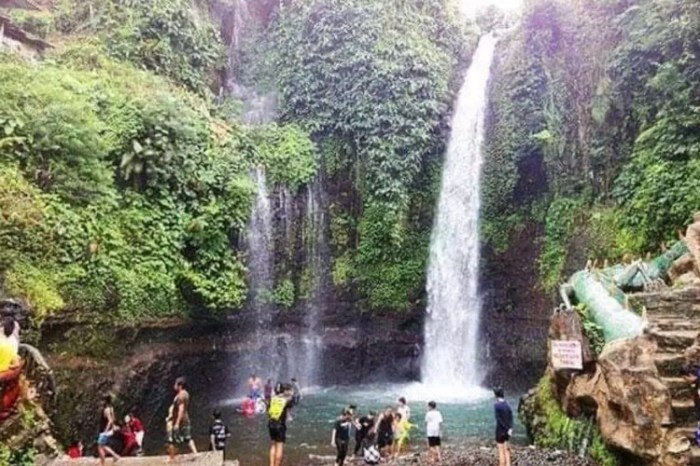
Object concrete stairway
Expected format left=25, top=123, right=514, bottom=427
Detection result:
left=636, top=287, right=700, bottom=465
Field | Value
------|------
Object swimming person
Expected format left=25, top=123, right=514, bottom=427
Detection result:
left=267, top=383, right=295, bottom=466
left=494, top=387, right=513, bottom=466
left=425, top=401, right=443, bottom=464
left=331, top=409, right=353, bottom=466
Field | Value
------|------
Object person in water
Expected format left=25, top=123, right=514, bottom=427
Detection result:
left=240, top=396, right=256, bottom=417
left=248, top=373, right=263, bottom=399
left=267, top=383, right=295, bottom=466
left=331, top=409, right=353, bottom=466
left=354, top=410, right=376, bottom=456
left=291, top=377, right=302, bottom=405
left=494, top=387, right=513, bottom=466
left=168, top=376, right=198, bottom=460
left=425, top=401, right=443, bottom=465
left=264, top=378, right=274, bottom=404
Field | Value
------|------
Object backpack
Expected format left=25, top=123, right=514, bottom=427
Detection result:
left=363, top=445, right=380, bottom=465
left=268, top=396, right=287, bottom=422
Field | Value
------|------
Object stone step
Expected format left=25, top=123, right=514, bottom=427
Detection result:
left=673, top=399, right=697, bottom=425
left=664, top=377, right=696, bottom=400
left=657, top=352, right=689, bottom=377
left=631, top=288, right=700, bottom=318
left=651, top=317, right=699, bottom=332
left=651, top=329, right=700, bottom=350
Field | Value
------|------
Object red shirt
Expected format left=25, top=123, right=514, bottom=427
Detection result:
left=68, top=445, right=82, bottom=458
left=129, top=416, right=144, bottom=433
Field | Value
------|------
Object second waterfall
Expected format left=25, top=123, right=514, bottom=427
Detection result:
left=422, top=34, right=498, bottom=393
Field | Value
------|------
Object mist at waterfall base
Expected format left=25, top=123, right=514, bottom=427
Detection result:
left=421, top=33, right=497, bottom=400
left=143, top=384, right=523, bottom=465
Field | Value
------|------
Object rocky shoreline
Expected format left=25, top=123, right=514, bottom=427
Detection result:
left=305, top=445, right=598, bottom=466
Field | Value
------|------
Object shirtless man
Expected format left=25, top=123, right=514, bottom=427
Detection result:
left=248, top=373, right=263, bottom=400
left=168, top=377, right=197, bottom=460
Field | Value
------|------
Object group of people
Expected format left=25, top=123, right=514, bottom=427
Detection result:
left=65, top=373, right=515, bottom=466
left=80, top=395, right=146, bottom=465
left=328, top=397, right=418, bottom=466
left=326, top=389, right=514, bottom=466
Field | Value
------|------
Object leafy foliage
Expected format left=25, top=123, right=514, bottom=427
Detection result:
left=483, top=0, right=700, bottom=289
left=530, top=375, right=619, bottom=465
left=55, top=0, right=225, bottom=94
left=263, top=0, right=467, bottom=310
left=0, top=51, right=309, bottom=320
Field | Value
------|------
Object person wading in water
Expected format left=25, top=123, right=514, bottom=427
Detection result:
left=168, top=376, right=197, bottom=461
left=267, top=383, right=295, bottom=466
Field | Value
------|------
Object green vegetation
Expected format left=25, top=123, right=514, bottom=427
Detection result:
left=55, top=0, right=225, bottom=94
left=0, top=1, right=320, bottom=322
left=0, top=445, right=35, bottom=466
left=530, top=375, right=619, bottom=466
left=482, top=0, right=700, bottom=289
left=256, top=0, right=469, bottom=310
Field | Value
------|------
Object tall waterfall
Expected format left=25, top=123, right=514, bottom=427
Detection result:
left=298, top=176, right=330, bottom=386
left=421, top=34, right=497, bottom=393
left=246, top=167, right=274, bottom=330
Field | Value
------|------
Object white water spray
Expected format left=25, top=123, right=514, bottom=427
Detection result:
left=421, top=34, right=497, bottom=396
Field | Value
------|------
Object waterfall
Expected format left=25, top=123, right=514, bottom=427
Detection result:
left=421, top=34, right=497, bottom=394
left=246, top=167, right=274, bottom=329
left=225, top=0, right=277, bottom=124
left=297, top=176, right=330, bottom=387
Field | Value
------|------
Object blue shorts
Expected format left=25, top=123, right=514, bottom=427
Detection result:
left=97, top=433, right=110, bottom=446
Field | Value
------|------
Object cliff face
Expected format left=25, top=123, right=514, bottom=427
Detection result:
left=481, top=218, right=551, bottom=388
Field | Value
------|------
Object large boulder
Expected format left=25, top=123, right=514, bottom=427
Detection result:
left=550, top=335, right=673, bottom=461
left=579, top=337, right=671, bottom=459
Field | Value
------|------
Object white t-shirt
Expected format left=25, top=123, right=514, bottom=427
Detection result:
left=398, top=404, right=411, bottom=421
left=425, top=410, right=443, bottom=437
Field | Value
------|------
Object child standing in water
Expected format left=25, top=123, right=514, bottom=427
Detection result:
left=494, top=387, right=513, bottom=466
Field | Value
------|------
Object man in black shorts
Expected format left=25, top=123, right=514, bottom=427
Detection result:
left=494, top=387, right=513, bottom=466
left=267, top=383, right=295, bottom=466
